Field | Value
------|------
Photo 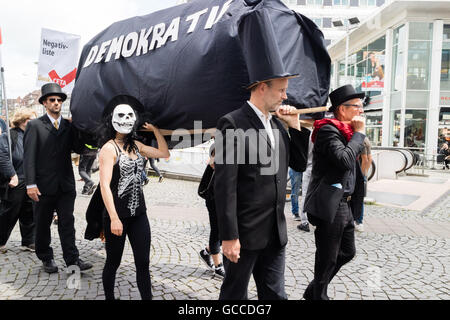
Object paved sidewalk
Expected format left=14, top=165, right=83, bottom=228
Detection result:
left=0, top=176, right=449, bottom=300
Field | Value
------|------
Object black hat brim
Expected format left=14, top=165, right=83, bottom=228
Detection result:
left=246, top=73, right=299, bottom=90
left=39, top=93, right=67, bottom=105
left=329, top=92, right=366, bottom=112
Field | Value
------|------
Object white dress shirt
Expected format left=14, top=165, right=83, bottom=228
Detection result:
left=247, top=101, right=275, bottom=148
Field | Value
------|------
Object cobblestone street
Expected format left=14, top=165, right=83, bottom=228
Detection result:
left=0, top=176, right=449, bottom=300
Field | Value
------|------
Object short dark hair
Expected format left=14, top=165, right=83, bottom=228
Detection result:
left=250, top=80, right=273, bottom=92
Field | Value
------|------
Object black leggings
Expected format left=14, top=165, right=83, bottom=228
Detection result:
left=206, top=196, right=221, bottom=255
left=102, top=214, right=152, bottom=300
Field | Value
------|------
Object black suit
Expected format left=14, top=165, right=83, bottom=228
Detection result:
left=23, top=115, right=82, bottom=265
left=214, top=103, right=308, bottom=300
left=304, top=124, right=365, bottom=300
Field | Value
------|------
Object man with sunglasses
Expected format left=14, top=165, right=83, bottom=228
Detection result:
left=303, top=85, right=366, bottom=300
left=23, top=83, right=92, bottom=274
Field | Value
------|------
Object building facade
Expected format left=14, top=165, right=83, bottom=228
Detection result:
left=283, top=0, right=387, bottom=46
left=326, top=0, right=450, bottom=163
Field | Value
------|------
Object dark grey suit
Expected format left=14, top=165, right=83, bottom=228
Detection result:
left=24, top=115, right=82, bottom=265
left=214, top=103, right=309, bottom=300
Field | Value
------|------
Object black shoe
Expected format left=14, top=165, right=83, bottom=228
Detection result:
left=303, top=281, right=314, bottom=301
left=43, top=259, right=59, bottom=273
left=214, top=263, right=225, bottom=278
left=68, top=259, right=93, bottom=271
left=20, top=243, right=36, bottom=252
left=199, top=248, right=214, bottom=270
left=297, top=223, right=310, bottom=232
left=86, top=184, right=96, bottom=195
left=82, top=183, right=95, bottom=195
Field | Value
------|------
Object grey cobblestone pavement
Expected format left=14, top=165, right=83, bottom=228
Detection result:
left=0, top=175, right=449, bottom=300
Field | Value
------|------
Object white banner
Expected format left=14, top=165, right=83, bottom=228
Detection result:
left=37, top=28, right=81, bottom=94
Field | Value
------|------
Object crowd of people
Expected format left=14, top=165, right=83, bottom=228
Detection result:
left=0, top=73, right=374, bottom=300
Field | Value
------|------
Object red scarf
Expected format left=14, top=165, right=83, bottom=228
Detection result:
left=311, top=118, right=354, bottom=143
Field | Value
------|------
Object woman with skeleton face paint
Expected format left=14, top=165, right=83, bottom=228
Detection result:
left=96, top=95, right=169, bottom=300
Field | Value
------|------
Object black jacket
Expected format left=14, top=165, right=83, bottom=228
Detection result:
left=214, top=103, right=309, bottom=250
left=23, top=115, right=82, bottom=196
left=304, top=124, right=365, bottom=224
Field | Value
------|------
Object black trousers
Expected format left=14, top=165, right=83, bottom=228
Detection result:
left=33, top=190, right=79, bottom=265
left=0, top=183, right=35, bottom=246
left=103, top=213, right=152, bottom=300
left=305, top=200, right=356, bottom=300
left=205, top=196, right=221, bottom=255
left=219, top=242, right=287, bottom=300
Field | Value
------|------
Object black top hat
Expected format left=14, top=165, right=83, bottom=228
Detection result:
left=103, top=95, right=145, bottom=118
left=328, top=85, right=365, bottom=112
left=239, top=9, right=299, bottom=90
left=39, top=83, right=67, bottom=104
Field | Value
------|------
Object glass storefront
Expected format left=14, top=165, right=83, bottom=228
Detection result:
left=339, top=36, right=386, bottom=96
left=365, top=110, right=383, bottom=146
left=404, top=110, right=427, bottom=149
left=390, top=110, right=401, bottom=147
left=332, top=19, right=450, bottom=154
left=391, top=25, right=406, bottom=93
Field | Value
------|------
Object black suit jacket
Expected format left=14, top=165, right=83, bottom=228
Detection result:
left=23, top=115, right=82, bottom=196
left=214, top=103, right=309, bottom=251
left=304, top=124, right=365, bottom=224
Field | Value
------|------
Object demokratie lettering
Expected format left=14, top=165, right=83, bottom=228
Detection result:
left=82, top=0, right=233, bottom=69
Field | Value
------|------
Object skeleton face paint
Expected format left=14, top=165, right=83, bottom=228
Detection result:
left=112, top=104, right=136, bottom=134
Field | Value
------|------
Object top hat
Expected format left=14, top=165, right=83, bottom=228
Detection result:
left=39, top=83, right=67, bottom=104
left=103, top=95, right=145, bottom=118
left=328, top=85, right=365, bottom=112
left=239, top=9, right=299, bottom=90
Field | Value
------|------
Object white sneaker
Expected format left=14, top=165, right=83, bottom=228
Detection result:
left=355, top=223, right=364, bottom=232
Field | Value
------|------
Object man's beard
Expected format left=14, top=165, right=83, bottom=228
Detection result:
left=48, top=108, right=61, bottom=116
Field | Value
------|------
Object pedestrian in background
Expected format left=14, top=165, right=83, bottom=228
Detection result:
left=288, top=167, right=303, bottom=222
left=355, top=137, right=372, bottom=232
left=0, top=108, right=37, bottom=253
left=198, top=143, right=225, bottom=278
left=79, top=144, right=98, bottom=195
left=297, top=128, right=314, bottom=233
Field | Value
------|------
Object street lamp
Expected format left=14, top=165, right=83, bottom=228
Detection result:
left=333, top=17, right=360, bottom=80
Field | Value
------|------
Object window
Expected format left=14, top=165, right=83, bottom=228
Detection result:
left=391, top=25, right=406, bottom=92
left=366, top=110, right=383, bottom=146
left=390, top=110, right=401, bottom=147
left=404, top=110, right=427, bottom=149
left=312, top=18, right=322, bottom=27
left=407, top=23, right=433, bottom=91
left=444, top=24, right=450, bottom=41
left=360, top=0, right=376, bottom=6
left=323, top=17, right=332, bottom=28
left=333, top=0, right=348, bottom=5
left=441, top=25, right=450, bottom=92
left=307, top=0, right=323, bottom=4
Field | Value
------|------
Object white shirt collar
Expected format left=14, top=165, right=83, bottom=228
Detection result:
left=247, top=101, right=272, bottom=122
left=46, top=113, right=62, bottom=126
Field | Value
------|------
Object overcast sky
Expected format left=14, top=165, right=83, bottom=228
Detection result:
left=0, top=0, right=179, bottom=99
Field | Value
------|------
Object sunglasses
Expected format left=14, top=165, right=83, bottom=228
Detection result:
left=48, top=98, right=63, bottom=103
left=342, top=104, right=363, bottom=109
